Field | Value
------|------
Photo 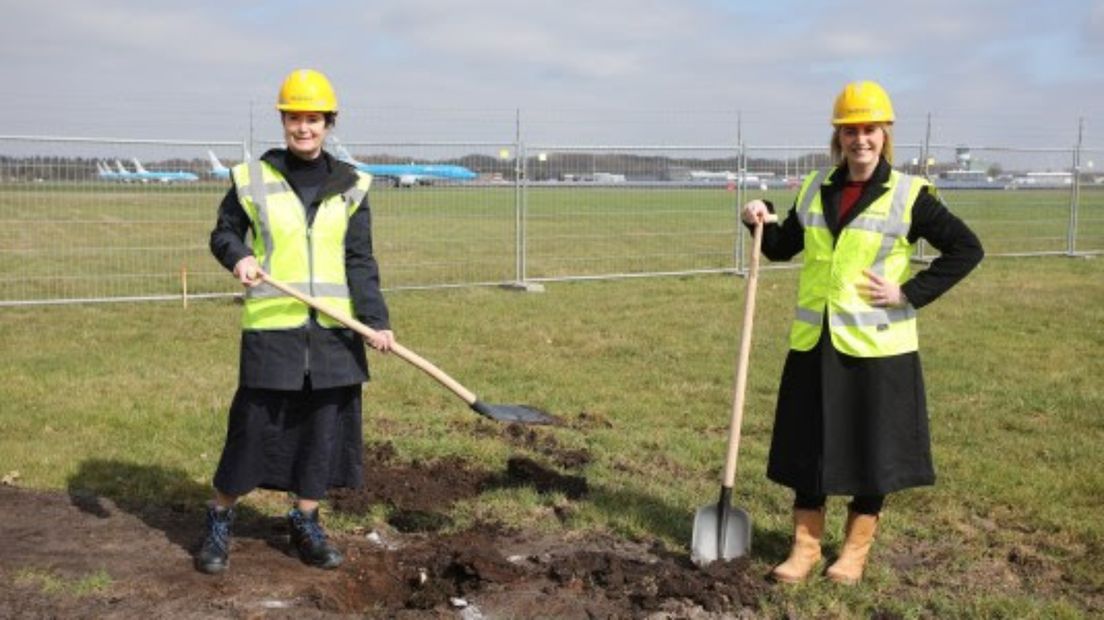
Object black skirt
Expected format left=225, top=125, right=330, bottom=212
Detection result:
left=213, top=383, right=364, bottom=499
left=766, top=326, right=935, bottom=497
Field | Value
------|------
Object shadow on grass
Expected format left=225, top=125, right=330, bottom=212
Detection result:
left=65, top=458, right=286, bottom=555
left=750, top=523, right=792, bottom=573
left=483, top=455, right=789, bottom=569
left=589, top=486, right=792, bottom=572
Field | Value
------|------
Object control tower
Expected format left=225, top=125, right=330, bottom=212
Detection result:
left=955, top=146, right=971, bottom=170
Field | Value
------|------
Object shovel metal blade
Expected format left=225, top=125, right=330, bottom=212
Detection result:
left=470, top=400, right=559, bottom=425
left=690, top=503, right=751, bottom=566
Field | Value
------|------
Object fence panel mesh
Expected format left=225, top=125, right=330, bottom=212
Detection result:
left=0, top=137, right=243, bottom=303
left=1, top=126, right=1100, bottom=306
left=523, top=146, right=746, bottom=280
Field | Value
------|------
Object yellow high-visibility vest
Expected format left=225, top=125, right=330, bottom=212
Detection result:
left=231, top=160, right=372, bottom=330
left=790, top=168, right=928, bottom=357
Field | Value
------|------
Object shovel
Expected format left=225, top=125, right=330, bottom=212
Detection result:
left=258, top=272, right=557, bottom=425
left=691, top=212, right=776, bottom=566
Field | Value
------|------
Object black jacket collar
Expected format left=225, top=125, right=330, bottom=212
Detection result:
left=259, top=148, right=359, bottom=200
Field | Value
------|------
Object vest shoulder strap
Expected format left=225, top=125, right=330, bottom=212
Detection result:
left=340, top=171, right=372, bottom=212
left=796, top=168, right=832, bottom=217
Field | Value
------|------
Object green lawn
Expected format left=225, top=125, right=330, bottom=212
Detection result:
left=1, top=255, right=1101, bottom=616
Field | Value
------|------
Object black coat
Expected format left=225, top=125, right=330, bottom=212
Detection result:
left=209, top=149, right=390, bottom=390
left=755, top=160, right=983, bottom=496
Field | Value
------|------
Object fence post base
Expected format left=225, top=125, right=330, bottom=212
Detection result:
left=500, top=281, right=545, bottom=293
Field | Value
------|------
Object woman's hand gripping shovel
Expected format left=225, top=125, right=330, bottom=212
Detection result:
left=258, top=272, right=557, bottom=425
left=691, top=212, right=776, bottom=565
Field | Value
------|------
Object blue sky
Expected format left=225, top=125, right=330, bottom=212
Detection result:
left=1, top=0, right=1101, bottom=149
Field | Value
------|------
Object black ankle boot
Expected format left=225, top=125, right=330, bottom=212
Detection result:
left=288, top=508, right=343, bottom=569
left=195, top=505, right=234, bottom=574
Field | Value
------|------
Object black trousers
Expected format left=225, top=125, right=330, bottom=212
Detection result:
left=794, top=491, right=884, bottom=515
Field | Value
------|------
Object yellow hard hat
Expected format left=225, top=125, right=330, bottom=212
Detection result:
left=831, top=80, right=894, bottom=125
left=276, top=69, right=338, bottom=112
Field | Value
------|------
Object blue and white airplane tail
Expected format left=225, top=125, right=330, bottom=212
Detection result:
left=208, top=150, right=231, bottom=179
left=330, top=137, right=358, bottom=166
left=96, top=161, right=123, bottom=182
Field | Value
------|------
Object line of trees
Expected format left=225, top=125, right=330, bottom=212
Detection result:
left=1, top=153, right=837, bottom=182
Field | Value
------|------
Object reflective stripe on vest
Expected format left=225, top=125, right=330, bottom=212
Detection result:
left=231, top=160, right=372, bottom=330
left=790, top=168, right=927, bottom=357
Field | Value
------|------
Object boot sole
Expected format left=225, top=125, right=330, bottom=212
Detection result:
left=770, top=558, right=822, bottom=584
left=772, top=573, right=811, bottom=584
left=290, top=548, right=343, bottom=569
left=826, top=571, right=862, bottom=585
left=771, top=568, right=820, bottom=584
left=195, top=559, right=229, bottom=575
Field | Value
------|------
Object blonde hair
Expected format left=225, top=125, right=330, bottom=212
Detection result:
left=830, top=123, right=894, bottom=166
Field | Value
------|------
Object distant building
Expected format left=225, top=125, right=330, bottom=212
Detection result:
left=589, top=172, right=626, bottom=183
left=1011, top=172, right=1074, bottom=187
left=935, top=168, right=997, bottom=190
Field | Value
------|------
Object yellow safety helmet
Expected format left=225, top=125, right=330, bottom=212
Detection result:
left=276, top=69, right=338, bottom=113
left=831, top=80, right=894, bottom=125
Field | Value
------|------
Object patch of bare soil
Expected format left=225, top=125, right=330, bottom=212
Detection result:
left=328, top=442, right=491, bottom=533
left=328, top=437, right=589, bottom=535
left=0, top=444, right=766, bottom=618
left=458, top=420, right=595, bottom=470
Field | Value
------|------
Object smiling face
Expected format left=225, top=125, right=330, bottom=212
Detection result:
left=832, top=123, right=888, bottom=180
left=281, top=111, right=329, bottom=160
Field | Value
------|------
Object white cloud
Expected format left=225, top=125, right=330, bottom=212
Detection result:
left=3, top=1, right=271, bottom=65
left=0, top=0, right=1100, bottom=146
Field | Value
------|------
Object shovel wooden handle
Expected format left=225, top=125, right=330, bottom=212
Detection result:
left=256, top=272, right=479, bottom=405
left=721, top=212, right=777, bottom=487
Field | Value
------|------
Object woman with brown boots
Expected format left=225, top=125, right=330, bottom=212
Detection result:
left=741, top=81, right=983, bottom=584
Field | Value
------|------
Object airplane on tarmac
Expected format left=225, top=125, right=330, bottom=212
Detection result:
left=130, top=158, right=199, bottom=183
left=331, top=138, right=477, bottom=187
left=208, top=150, right=230, bottom=179
left=96, top=161, right=128, bottom=182
left=93, top=160, right=140, bottom=182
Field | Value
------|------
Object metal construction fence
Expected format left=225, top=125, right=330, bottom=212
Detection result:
left=0, top=132, right=1101, bottom=306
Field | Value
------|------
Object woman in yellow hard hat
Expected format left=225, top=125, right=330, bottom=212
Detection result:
left=741, top=81, right=983, bottom=585
left=198, top=69, right=394, bottom=574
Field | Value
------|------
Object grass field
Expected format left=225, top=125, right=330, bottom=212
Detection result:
left=0, top=182, right=1101, bottom=303
left=1, top=253, right=1102, bottom=616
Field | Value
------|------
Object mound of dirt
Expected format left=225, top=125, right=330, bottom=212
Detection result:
left=548, top=548, right=763, bottom=614
left=331, top=441, right=491, bottom=513
left=0, top=448, right=765, bottom=618
left=502, top=455, right=589, bottom=499
left=328, top=441, right=590, bottom=533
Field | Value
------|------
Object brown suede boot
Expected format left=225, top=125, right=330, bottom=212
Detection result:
left=826, top=510, right=879, bottom=585
left=771, top=508, right=825, bottom=583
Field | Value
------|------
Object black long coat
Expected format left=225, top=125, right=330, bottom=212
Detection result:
left=756, top=160, right=983, bottom=496
left=207, top=149, right=391, bottom=498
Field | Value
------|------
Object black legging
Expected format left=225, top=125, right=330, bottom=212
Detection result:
left=794, top=492, right=884, bottom=515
